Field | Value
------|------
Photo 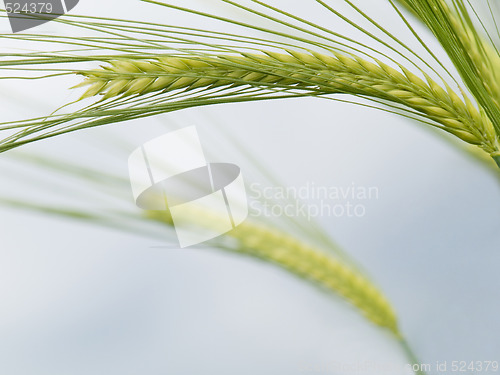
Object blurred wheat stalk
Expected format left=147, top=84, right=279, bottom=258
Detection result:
left=2, top=0, right=500, bottom=373
left=0, top=137, right=421, bottom=371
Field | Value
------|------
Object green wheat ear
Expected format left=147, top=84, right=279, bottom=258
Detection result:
left=75, top=50, right=500, bottom=157
left=398, top=1, right=500, bottom=129
left=233, top=221, right=400, bottom=335
left=0, top=146, right=430, bottom=372
left=1, top=0, right=500, bottom=173
left=3, top=148, right=401, bottom=336
left=145, top=208, right=399, bottom=335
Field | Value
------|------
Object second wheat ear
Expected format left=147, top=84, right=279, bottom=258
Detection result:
left=146, top=208, right=399, bottom=335
left=76, top=50, right=500, bottom=160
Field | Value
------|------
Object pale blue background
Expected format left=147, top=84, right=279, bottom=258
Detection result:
left=0, top=0, right=499, bottom=374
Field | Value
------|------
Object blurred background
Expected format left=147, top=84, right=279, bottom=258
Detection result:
left=0, top=0, right=499, bottom=374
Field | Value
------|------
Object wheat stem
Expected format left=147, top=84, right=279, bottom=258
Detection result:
left=400, top=338, right=427, bottom=375
left=493, top=153, right=500, bottom=169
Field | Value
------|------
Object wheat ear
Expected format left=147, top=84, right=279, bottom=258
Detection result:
left=401, top=0, right=500, bottom=112
left=448, top=15, right=500, bottom=111
left=145, top=209, right=399, bottom=336
left=75, top=50, right=499, bottom=156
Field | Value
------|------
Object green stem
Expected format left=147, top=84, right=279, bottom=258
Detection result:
left=400, top=338, right=427, bottom=375
left=493, top=154, right=500, bottom=169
